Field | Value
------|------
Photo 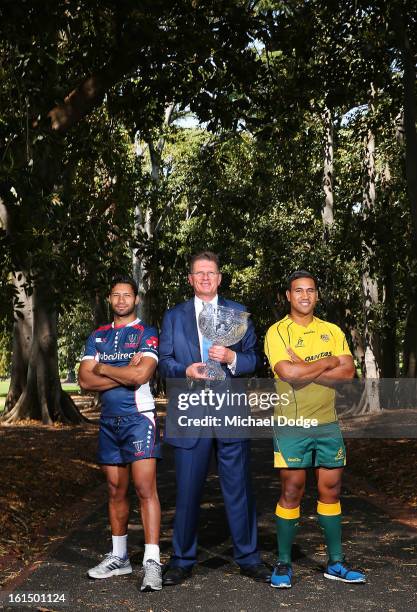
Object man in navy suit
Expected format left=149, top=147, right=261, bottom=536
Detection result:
left=159, top=251, right=270, bottom=585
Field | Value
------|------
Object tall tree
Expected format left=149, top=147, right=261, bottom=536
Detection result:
left=132, top=104, right=175, bottom=324
left=322, top=107, right=335, bottom=230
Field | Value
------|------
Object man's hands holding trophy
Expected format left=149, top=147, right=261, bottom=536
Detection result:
left=185, top=303, right=250, bottom=381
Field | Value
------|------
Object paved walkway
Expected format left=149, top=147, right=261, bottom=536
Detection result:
left=1, top=440, right=417, bottom=611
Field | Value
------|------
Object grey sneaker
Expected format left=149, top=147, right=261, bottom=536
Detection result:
left=88, top=553, right=132, bottom=579
left=141, top=559, right=163, bottom=591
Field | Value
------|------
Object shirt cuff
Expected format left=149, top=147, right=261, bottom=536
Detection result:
left=227, top=352, right=237, bottom=375
left=140, top=351, right=159, bottom=362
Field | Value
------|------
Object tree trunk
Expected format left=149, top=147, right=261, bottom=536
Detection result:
left=380, top=262, right=397, bottom=378
left=132, top=201, right=153, bottom=322
left=132, top=133, right=149, bottom=321
left=361, top=128, right=381, bottom=379
left=322, top=107, right=335, bottom=229
left=320, top=110, right=361, bottom=366
left=132, top=104, right=175, bottom=324
left=404, top=304, right=417, bottom=377
left=0, top=201, right=32, bottom=413
left=348, top=323, right=365, bottom=370
left=4, top=272, right=33, bottom=413
left=396, top=22, right=417, bottom=375
left=65, top=369, right=76, bottom=383
left=394, top=12, right=417, bottom=245
left=92, top=290, right=108, bottom=328
left=2, top=282, right=85, bottom=424
left=380, top=163, right=397, bottom=378
left=361, top=272, right=381, bottom=380
left=360, top=126, right=381, bottom=412
left=395, top=15, right=417, bottom=377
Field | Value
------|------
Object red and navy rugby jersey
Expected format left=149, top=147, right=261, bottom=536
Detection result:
left=82, top=318, right=159, bottom=417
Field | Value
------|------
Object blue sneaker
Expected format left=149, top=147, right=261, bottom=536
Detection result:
left=271, top=562, right=292, bottom=588
left=324, top=559, right=366, bottom=583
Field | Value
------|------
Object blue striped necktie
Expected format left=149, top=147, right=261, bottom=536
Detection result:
left=202, top=336, right=212, bottom=362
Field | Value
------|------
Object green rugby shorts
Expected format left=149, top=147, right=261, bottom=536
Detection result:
left=273, top=422, right=346, bottom=468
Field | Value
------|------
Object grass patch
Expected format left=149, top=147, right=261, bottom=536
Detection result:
left=0, top=380, right=80, bottom=396
left=0, top=380, right=80, bottom=413
left=62, top=382, right=81, bottom=394
left=0, top=380, right=9, bottom=397
left=0, top=380, right=7, bottom=412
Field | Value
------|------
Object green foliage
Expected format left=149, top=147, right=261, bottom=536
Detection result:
left=1, top=0, right=417, bottom=384
left=57, top=299, right=96, bottom=379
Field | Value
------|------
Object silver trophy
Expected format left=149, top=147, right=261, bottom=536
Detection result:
left=198, top=303, right=250, bottom=380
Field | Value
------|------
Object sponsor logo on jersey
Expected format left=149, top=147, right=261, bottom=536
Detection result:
left=334, top=447, right=345, bottom=461
left=101, top=351, right=135, bottom=361
left=146, top=336, right=159, bottom=349
left=320, top=334, right=330, bottom=342
left=287, top=457, right=302, bottom=462
left=95, top=338, right=104, bottom=343
left=305, top=351, right=332, bottom=362
left=124, top=334, right=139, bottom=348
left=295, top=337, right=304, bottom=348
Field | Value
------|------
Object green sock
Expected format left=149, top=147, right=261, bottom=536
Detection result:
left=275, top=504, right=300, bottom=564
left=317, top=501, right=343, bottom=563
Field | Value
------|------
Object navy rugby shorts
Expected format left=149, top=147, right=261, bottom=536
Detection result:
left=98, top=412, right=162, bottom=464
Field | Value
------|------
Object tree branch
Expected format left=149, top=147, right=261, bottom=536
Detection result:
left=48, top=75, right=107, bottom=133
left=47, top=49, right=140, bottom=133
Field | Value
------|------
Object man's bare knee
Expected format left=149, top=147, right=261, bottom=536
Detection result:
left=107, top=480, right=128, bottom=502
left=281, top=490, right=303, bottom=506
left=281, top=482, right=304, bottom=506
left=134, top=482, right=156, bottom=501
left=318, top=480, right=341, bottom=502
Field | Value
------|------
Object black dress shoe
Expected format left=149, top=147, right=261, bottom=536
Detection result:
left=162, top=565, right=193, bottom=586
left=240, top=562, right=272, bottom=582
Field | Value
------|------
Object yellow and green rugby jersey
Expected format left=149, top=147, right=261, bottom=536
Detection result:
left=264, top=315, right=352, bottom=425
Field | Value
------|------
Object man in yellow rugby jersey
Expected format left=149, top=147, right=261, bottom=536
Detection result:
left=264, top=270, right=366, bottom=588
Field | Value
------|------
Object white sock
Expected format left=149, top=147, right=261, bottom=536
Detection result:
left=112, top=534, right=128, bottom=559
left=143, top=543, right=160, bottom=565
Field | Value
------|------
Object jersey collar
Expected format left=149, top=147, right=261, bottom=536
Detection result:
left=288, top=315, right=317, bottom=331
left=112, top=317, right=141, bottom=329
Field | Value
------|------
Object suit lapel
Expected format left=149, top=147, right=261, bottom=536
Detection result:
left=182, top=299, right=201, bottom=362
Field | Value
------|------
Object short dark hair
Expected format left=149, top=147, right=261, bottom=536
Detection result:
left=189, top=251, right=220, bottom=272
left=287, top=270, right=318, bottom=290
left=110, top=274, right=138, bottom=297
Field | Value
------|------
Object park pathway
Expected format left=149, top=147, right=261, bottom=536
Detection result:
left=1, top=439, right=416, bottom=611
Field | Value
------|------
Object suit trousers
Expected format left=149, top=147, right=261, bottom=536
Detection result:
left=170, top=437, right=261, bottom=568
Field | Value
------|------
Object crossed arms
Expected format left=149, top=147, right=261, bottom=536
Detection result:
left=274, top=348, right=355, bottom=386
left=78, top=353, right=157, bottom=391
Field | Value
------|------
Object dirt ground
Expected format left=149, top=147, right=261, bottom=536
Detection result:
left=345, top=438, right=417, bottom=507
left=0, top=416, right=416, bottom=587
left=0, top=421, right=102, bottom=586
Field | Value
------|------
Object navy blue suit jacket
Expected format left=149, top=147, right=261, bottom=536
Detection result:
left=159, top=296, right=259, bottom=448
